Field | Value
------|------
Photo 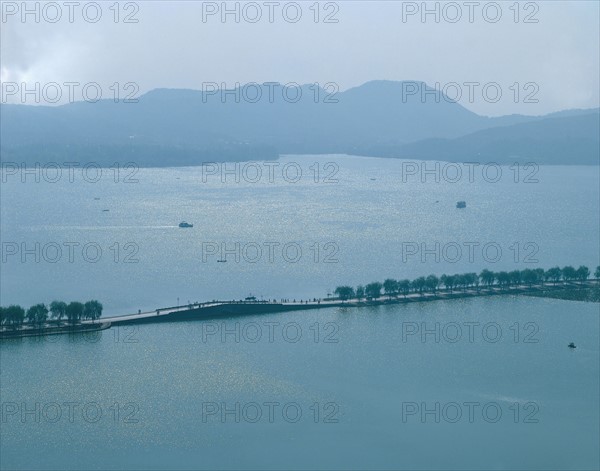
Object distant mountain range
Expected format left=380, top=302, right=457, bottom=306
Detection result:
left=354, top=111, right=600, bottom=165
left=1, top=80, right=598, bottom=166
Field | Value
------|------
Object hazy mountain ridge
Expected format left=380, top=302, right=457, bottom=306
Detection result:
left=1, top=81, right=598, bottom=166
left=353, top=111, right=600, bottom=165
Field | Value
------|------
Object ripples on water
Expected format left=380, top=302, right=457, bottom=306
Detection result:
left=1, top=156, right=598, bottom=316
left=1, top=156, right=599, bottom=470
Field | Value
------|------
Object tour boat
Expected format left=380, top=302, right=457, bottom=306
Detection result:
left=178, top=222, right=193, bottom=228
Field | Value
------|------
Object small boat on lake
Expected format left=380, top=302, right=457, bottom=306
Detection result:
left=456, top=201, right=466, bottom=209
left=217, top=259, right=227, bottom=263
left=178, top=222, right=193, bottom=228
left=568, top=342, right=576, bottom=349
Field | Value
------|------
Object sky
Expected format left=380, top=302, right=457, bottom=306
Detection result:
left=1, top=0, right=599, bottom=116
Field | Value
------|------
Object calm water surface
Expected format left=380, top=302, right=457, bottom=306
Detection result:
left=1, top=156, right=599, bottom=470
left=1, top=297, right=598, bottom=470
left=1, top=156, right=599, bottom=315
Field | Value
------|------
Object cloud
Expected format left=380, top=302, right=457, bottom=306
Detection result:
left=1, top=1, right=598, bottom=115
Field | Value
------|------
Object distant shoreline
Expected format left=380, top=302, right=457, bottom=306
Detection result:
left=2, top=154, right=599, bottom=170
left=3, top=82, right=598, bottom=166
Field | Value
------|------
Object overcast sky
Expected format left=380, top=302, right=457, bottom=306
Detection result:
left=1, top=0, right=599, bottom=116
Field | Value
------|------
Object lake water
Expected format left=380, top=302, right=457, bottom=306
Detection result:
left=1, top=156, right=599, bottom=470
